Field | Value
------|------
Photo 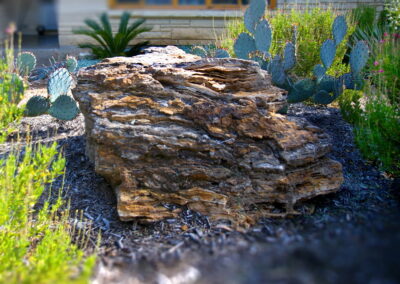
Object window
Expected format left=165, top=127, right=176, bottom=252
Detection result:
left=109, top=0, right=276, bottom=9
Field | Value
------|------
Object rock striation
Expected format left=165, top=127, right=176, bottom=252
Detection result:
left=73, top=46, right=343, bottom=225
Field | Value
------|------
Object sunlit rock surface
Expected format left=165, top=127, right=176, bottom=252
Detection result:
left=73, top=46, right=343, bottom=225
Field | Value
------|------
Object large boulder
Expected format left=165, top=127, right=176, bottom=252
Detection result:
left=73, top=46, right=343, bottom=225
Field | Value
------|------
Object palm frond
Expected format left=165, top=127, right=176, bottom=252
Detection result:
left=118, top=12, right=131, bottom=35
left=72, top=29, right=112, bottom=54
left=75, top=12, right=152, bottom=59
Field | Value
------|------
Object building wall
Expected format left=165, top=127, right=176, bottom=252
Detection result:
left=0, top=0, right=42, bottom=40
left=58, top=0, right=385, bottom=47
left=276, top=0, right=385, bottom=12
left=58, top=0, right=239, bottom=46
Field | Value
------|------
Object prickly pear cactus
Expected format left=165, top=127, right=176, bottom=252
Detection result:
left=320, top=39, right=336, bottom=69
left=350, top=41, right=369, bottom=75
left=65, top=56, right=78, bottom=73
left=191, top=46, right=208, bottom=58
left=234, top=33, right=257, bottom=60
left=48, top=95, right=79, bottom=121
left=25, top=96, right=50, bottom=116
left=283, top=42, right=296, bottom=71
left=214, top=49, right=230, bottom=58
left=313, top=64, right=326, bottom=82
left=47, top=68, right=73, bottom=103
left=234, top=9, right=368, bottom=106
left=17, top=52, right=37, bottom=77
left=255, top=20, right=272, bottom=55
left=287, top=79, right=316, bottom=103
left=243, top=0, right=266, bottom=34
left=270, top=55, right=286, bottom=86
left=332, top=15, right=347, bottom=47
left=313, top=90, right=335, bottom=104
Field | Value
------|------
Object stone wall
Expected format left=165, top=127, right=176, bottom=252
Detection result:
left=276, top=0, right=384, bottom=12
left=57, top=0, right=385, bottom=46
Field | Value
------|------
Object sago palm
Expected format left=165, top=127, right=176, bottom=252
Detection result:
left=73, top=12, right=151, bottom=59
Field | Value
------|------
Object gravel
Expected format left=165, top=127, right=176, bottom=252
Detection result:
left=2, top=104, right=399, bottom=284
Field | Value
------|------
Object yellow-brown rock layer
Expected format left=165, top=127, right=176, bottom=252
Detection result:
left=73, top=46, right=343, bottom=225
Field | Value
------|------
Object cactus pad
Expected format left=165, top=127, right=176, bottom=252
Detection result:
left=47, top=68, right=73, bottom=103
left=255, top=20, right=272, bottom=55
left=287, top=79, right=316, bottom=103
left=214, top=49, right=230, bottom=58
left=48, top=95, right=79, bottom=121
left=332, top=15, right=347, bottom=47
left=313, top=90, right=335, bottom=105
left=65, top=56, right=78, bottom=73
left=313, top=64, right=326, bottom=82
left=320, top=39, right=336, bottom=69
left=317, top=75, right=336, bottom=93
left=234, top=33, right=257, bottom=60
left=350, top=41, right=369, bottom=75
left=25, top=96, right=50, bottom=116
left=191, top=46, right=208, bottom=58
left=340, top=72, right=364, bottom=90
left=244, top=0, right=266, bottom=34
left=283, top=42, right=296, bottom=71
left=17, top=52, right=37, bottom=77
left=270, top=55, right=286, bottom=86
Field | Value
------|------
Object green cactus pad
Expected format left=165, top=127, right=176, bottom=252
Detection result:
left=317, top=75, right=336, bottom=93
left=244, top=0, right=266, bottom=34
left=270, top=55, right=286, bottom=86
left=313, top=90, right=336, bottom=104
left=47, top=95, right=79, bottom=121
left=17, top=52, right=37, bottom=77
left=313, top=64, right=326, bottom=82
left=191, top=46, right=208, bottom=58
left=283, top=42, right=296, bottom=71
left=25, top=96, right=50, bottom=116
left=320, top=39, right=336, bottom=69
left=340, top=72, right=364, bottom=90
left=255, top=20, right=272, bottom=55
left=214, top=49, right=230, bottom=58
left=350, top=41, right=369, bottom=75
left=47, top=68, right=73, bottom=103
left=333, top=78, right=344, bottom=97
left=65, top=56, right=78, bottom=73
left=287, top=78, right=316, bottom=103
left=332, top=15, right=347, bottom=47
left=234, top=33, right=257, bottom=60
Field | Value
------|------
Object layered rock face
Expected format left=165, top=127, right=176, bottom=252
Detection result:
left=73, top=46, right=343, bottom=225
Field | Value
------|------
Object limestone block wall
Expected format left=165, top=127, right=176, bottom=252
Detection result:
left=277, top=0, right=385, bottom=12
left=58, top=0, right=240, bottom=46
left=58, top=0, right=386, bottom=47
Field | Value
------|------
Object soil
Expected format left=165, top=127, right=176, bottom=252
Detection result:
left=2, top=104, right=399, bottom=284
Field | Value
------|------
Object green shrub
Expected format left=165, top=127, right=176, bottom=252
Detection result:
left=0, top=142, right=96, bottom=283
left=0, top=33, right=96, bottom=283
left=339, top=34, right=400, bottom=175
left=353, top=90, right=400, bottom=176
left=218, top=7, right=355, bottom=78
left=73, top=12, right=152, bottom=59
left=0, top=61, right=25, bottom=143
left=370, top=34, right=400, bottom=107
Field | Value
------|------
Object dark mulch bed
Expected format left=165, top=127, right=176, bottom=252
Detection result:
left=2, top=104, right=399, bottom=284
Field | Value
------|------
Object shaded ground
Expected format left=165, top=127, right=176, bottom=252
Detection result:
left=2, top=104, right=399, bottom=284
